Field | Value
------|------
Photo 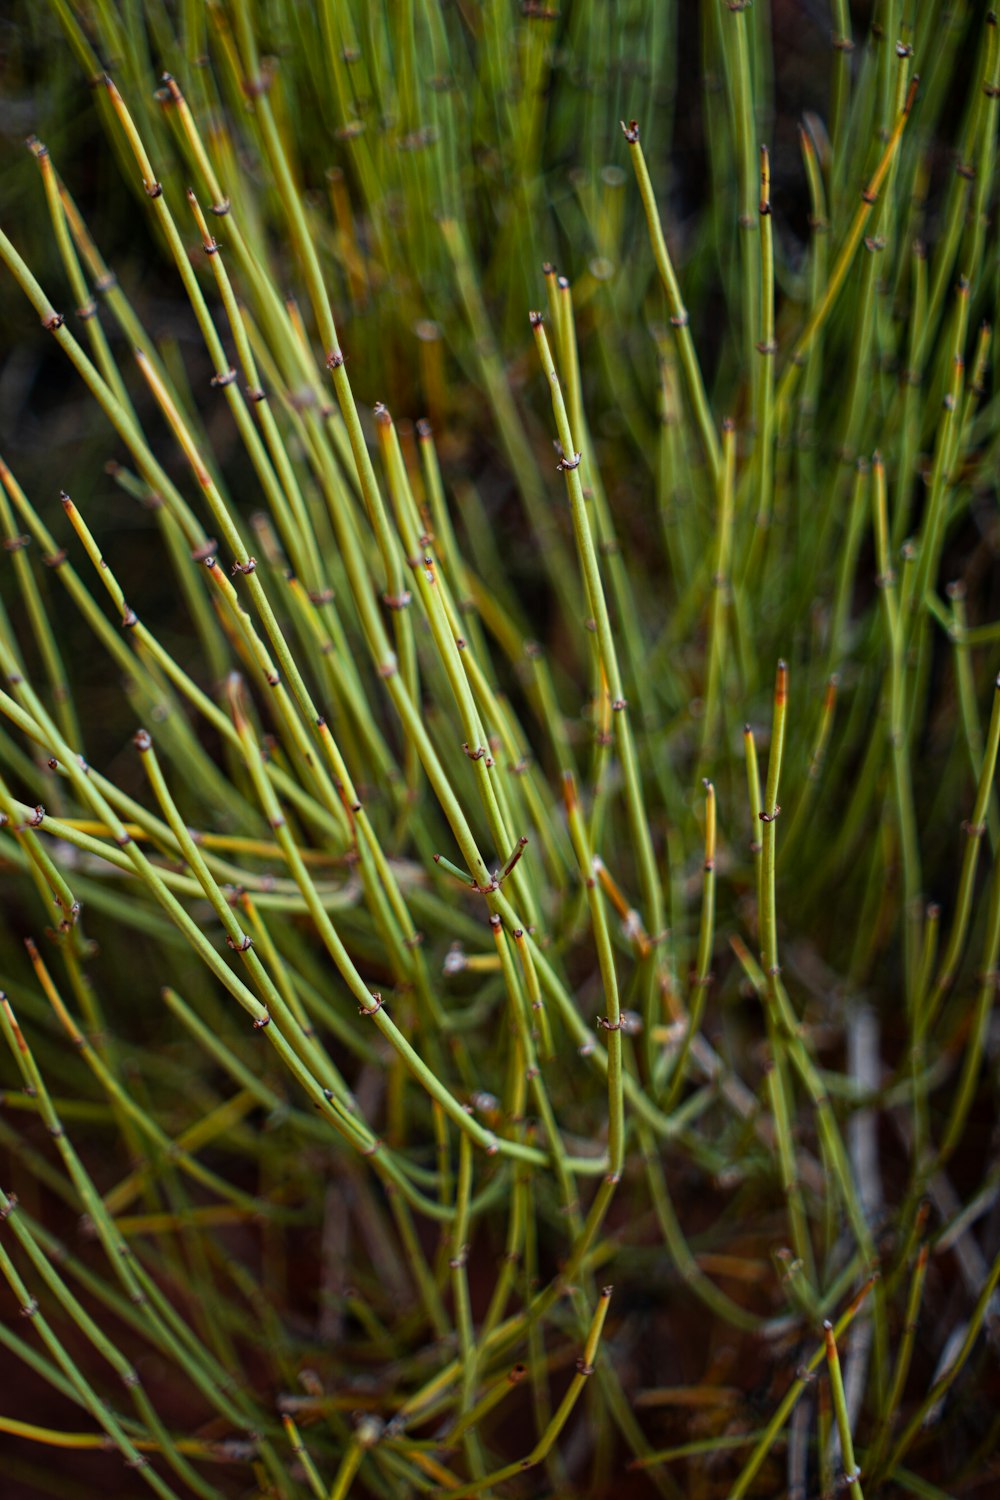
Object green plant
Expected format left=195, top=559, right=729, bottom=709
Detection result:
left=0, top=2, right=998, bottom=1496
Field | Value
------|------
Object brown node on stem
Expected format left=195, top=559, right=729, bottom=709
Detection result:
left=620, top=119, right=640, bottom=143
left=241, top=69, right=272, bottom=100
